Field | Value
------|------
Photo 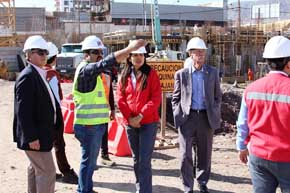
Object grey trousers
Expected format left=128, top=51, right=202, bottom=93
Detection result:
left=178, top=111, right=214, bottom=192
left=25, top=150, right=56, bottom=193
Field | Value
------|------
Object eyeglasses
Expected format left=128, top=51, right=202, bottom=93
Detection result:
left=188, top=49, right=205, bottom=55
left=31, top=49, right=49, bottom=56
left=89, top=49, right=103, bottom=55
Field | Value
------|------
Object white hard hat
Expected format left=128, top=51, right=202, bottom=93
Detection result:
left=186, top=37, right=207, bottom=51
left=47, top=42, right=59, bottom=59
left=263, top=36, right=290, bottom=58
left=81, top=35, right=105, bottom=51
left=23, top=35, right=48, bottom=53
left=131, top=46, right=147, bottom=54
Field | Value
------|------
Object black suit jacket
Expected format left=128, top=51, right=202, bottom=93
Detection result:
left=13, top=64, right=63, bottom=151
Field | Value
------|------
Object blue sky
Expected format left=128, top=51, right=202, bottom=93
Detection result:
left=15, top=0, right=223, bottom=12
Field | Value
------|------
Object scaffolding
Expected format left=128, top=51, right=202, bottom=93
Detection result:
left=0, top=0, right=16, bottom=47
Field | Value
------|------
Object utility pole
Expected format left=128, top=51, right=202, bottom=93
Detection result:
left=237, top=0, right=241, bottom=34
left=89, top=0, right=92, bottom=34
left=151, top=3, right=155, bottom=44
left=255, top=8, right=260, bottom=58
left=143, top=0, right=147, bottom=31
left=77, top=0, right=80, bottom=41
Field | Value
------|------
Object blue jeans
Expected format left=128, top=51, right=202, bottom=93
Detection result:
left=74, top=124, right=106, bottom=193
left=249, top=154, right=290, bottom=193
left=126, top=122, right=158, bottom=193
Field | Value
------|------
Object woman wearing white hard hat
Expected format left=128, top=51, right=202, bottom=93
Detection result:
left=117, top=43, right=162, bottom=193
left=237, top=36, right=290, bottom=193
left=14, top=35, right=62, bottom=193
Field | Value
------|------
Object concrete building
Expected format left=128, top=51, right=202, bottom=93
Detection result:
left=228, top=0, right=290, bottom=30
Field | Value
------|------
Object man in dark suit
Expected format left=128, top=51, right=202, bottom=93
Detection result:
left=13, top=35, right=62, bottom=193
left=172, top=37, right=222, bottom=193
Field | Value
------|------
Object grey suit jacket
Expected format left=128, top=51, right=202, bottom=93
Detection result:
left=171, top=64, right=222, bottom=129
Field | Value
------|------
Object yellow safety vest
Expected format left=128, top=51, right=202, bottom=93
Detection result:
left=72, top=61, right=110, bottom=125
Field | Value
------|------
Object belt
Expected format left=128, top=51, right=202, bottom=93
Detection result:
left=190, top=109, right=207, bottom=114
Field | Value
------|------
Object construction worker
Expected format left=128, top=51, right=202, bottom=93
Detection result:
left=44, top=42, right=78, bottom=184
left=76, top=36, right=116, bottom=167
left=13, top=35, right=62, bottom=193
left=236, top=36, right=290, bottom=193
left=72, top=35, right=146, bottom=193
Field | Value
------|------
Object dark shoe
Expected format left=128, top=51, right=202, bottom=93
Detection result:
left=199, top=184, right=209, bottom=193
left=101, top=155, right=116, bottom=167
left=62, top=169, right=78, bottom=184
left=185, top=191, right=193, bottom=193
left=56, top=173, right=63, bottom=180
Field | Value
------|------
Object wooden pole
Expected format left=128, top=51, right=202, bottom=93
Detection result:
left=160, top=92, right=166, bottom=138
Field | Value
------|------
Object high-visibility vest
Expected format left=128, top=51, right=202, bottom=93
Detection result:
left=73, top=61, right=110, bottom=125
left=245, top=72, right=290, bottom=162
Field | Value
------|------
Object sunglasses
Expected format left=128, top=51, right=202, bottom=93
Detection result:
left=89, top=50, right=103, bottom=55
left=31, top=49, right=49, bottom=56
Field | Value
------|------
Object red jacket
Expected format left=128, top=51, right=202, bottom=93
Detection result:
left=117, top=68, right=161, bottom=125
left=44, top=64, right=63, bottom=100
left=245, top=72, right=290, bottom=162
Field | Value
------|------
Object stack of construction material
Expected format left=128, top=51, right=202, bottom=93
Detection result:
left=0, top=59, right=8, bottom=80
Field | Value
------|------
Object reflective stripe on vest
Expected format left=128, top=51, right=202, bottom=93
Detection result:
left=247, top=92, right=290, bottom=104
left=73, top=61, right=110, bottom=125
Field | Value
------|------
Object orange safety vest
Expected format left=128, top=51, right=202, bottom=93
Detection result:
left=101, top=73, right=111, bottom=104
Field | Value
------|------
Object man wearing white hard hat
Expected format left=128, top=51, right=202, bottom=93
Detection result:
left=183, top=37, right=208, bottom=68
left=44, top=42, right=79, bottom=184
left=172, top=37, right=221, bottom=193
left=236, top=36, right=290, bottom=193
left=72, top=36, right=146, bottom=193
left=117, top=43, right=161, bottom=193
left=13, top=35, right=63, bottom=193
left=80, top=36, right=117, bottom=168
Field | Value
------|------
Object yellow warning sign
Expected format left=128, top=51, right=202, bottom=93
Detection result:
left=148, top=60, right=183, bottom=92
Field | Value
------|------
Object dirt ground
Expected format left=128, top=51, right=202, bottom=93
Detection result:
left=0, top=80, right=261, bottom=193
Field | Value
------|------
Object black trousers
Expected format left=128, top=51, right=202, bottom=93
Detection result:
left=101, top=123, right=109, bottom=156
left=53, top=126, right=71, bottom=175
left=178, top=111, right=214, bottom=192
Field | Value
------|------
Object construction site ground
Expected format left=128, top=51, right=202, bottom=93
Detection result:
left=0, top=80, right=282, bottom=193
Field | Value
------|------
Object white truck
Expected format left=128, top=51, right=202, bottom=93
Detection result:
left=56, top=43, right=83, bottom=78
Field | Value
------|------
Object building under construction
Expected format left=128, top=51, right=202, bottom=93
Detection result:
left=1, top=0, right=290, bottom=81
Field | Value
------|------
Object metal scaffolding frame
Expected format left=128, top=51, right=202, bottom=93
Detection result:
left=0, top=0, right=16, bottom=47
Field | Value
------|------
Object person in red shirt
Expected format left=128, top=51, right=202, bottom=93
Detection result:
left=44, top=42, right=78, bottom=184
left=237, top=36, right=290, bottom=193
left=117, top=45, right=162, bottom=193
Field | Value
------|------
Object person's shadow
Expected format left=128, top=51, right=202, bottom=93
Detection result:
left=93, top=181, right=134, bottom=192
left=211, top=172, right=252, bottom=185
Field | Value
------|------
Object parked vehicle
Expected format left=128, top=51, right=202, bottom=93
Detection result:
left=56, top=43, right=83, bottom=78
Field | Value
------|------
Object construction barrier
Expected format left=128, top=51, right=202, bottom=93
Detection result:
left=108, top=114, right=132, bottom=156
left=61, top=94, right=75, bottom=134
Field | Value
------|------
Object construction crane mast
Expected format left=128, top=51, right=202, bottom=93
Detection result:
left=152, top=0, right=162, bottom=52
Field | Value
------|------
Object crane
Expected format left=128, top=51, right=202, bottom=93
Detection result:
left=152, top=0, right=162, bottom=52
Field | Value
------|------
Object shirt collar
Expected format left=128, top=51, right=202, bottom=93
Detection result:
left=269, top=70, right=288, bottom=77
left=28, top=61, right=47, bottom=79
left=190, top=63, right=204, bottom=73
